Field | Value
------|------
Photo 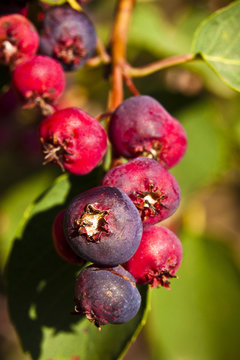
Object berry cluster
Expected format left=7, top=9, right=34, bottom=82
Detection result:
left=52, top=95, right=186, bottom=328
left=0, top=1, right=186, bottom=329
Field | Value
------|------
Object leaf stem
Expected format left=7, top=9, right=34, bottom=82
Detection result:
left=126, top=53, right=197, bottom=77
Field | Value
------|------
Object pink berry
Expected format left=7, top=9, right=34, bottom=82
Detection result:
left=109, top=95, right=187, bottom=169
left=124, top=225, right=183, bottom=288
left=39, top=107, right=108, bottom=175
left=12, top=55, right=65, bottom=113
left=52, top=209, right=85, bottom=265
left=0, top=14, right=39, bottom=67
left=102, top=157, right=180, bottom=224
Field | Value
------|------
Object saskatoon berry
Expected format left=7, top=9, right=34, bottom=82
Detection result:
left=102, top=157, right=180, bottom=224
left=64, top=186, right=143, bottom=266
left=74, top=265, right=141, bottom=328
left=12, top=55, right=65, bottom=113
left=39, top=107, right=107, bottom=175
left=109, top=95, right=187, bottom=169
left=40, top=5, right=96, bottom=71
left=125, top=225, right=183, bottom=288
left=0, top=14, right=39, bottom=67
left=52, top=210, right=85, bottom=265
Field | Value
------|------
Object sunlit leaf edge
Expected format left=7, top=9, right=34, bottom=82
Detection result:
left=191, top=1, right=240, bottom=92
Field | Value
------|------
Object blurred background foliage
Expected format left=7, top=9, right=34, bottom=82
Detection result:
left=1, top=0, right=240, bottom=359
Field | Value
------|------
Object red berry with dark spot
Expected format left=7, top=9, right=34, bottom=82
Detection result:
left=74, top=265, right=141, bottom=328
left=102, top=157, right=180, bottom=224
left=52, top=210, right=85, bottom=265
left=64, top=186, right=143, bottom=266
left=12, top=55, right=65, bottom=113
left=109, top=95, right=187, bottom=169
left=124, top=225, right=183, bottom=288
left=39, top=107, right=107, bottom=175
left=0, top=14, right=39, bottom=67
left=40, top=5, right=96, bottom=71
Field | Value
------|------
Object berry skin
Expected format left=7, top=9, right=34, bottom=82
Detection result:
left=64, top=186, right=143, bottom=266
left=109, top=95, right=187, bottom=169
left=0, top=14, right=39, bottom=67
left=52, top=210, right=85, bottom=265
left=102, top=157, right=180, bottom=224
left=12, top=55, right=65, bottom=113
left=39, top=107, right=107, bottom=175
left=74, top=265, right=141, bottom=328
left=124, top=225, right=183, bottom=288
left=40, top=5, right=96, bottom=71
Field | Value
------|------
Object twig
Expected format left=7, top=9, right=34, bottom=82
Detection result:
left=108, top=0, right=136, bottom=112
left=126, top=53, right=197, bottom=77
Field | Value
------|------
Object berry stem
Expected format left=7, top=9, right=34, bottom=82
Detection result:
left=108, top=0, right=136, bottom=111
left=122, top=71, right=140, bottom=96
left=86, top=38, right=111, bottom=67
left=125, top=53, right=198, bottom=77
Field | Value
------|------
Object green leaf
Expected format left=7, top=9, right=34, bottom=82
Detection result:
left=171, top=101, right=227, bottom=197
left=192, top=1, right=240, bottom=92
left=146, top=232, right=240, bottom=360
left=40, top=0, right=67, bottom=5
left=6, top=173, right=150, bottom=360
left=0, top=171, right=55, bottom=272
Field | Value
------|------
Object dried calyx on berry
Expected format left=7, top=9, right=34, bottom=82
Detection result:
left=102, top=157, right=180, bottom=224
left=74, top=265, right=141, bottom=329
left=124, top=225, right=183, bottom=288
left=109, top=95, right=187, bottom=169
left=0, top=14, right=39, bottom=68
left=40, top=5, right=97, bottom=71
left=39, top=107, right=107, bottom=175
left=64, top=186, right=143, bottom=266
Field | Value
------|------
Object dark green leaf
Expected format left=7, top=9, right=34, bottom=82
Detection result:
left=0, top=171, right=55, bottom=272
left=192, top=1, right=240, bottom=91
left=6, top=173, right=150, bottom=360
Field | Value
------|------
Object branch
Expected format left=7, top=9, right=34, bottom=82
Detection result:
left=126, top=53, right=197, bottom=77
left=108, top=0, right=136, bottom=111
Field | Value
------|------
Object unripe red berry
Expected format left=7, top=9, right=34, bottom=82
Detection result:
left=39, top=107, right=108, bottom=175
left=12, top=55, right=65, bottom=113
left=102, top=157, right=180, bottom=224
left=124, top=225, right=183, bottom=288
left=52, top=210, right=85, bottom=265
left=0, top=14, right=39, bottom=67
left=109, top=95, right=187, bottom=169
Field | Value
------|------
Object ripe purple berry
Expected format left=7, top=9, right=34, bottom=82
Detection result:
left=39, top=107, right=107, bottom=175
left=40, top=5, right=96, bottom=71
left=74, top=265, right=141, bottom=328
left=12, top=55, right=65, bottom=112
left=109, top=95, right=187, bottom=169
left=124, top=225, right=183, bottom=288
left=102, top=157, right=180, bottom=224
left=64, top=186, right=143, bottom=266
left=0, top=14, right=39, bottom=67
